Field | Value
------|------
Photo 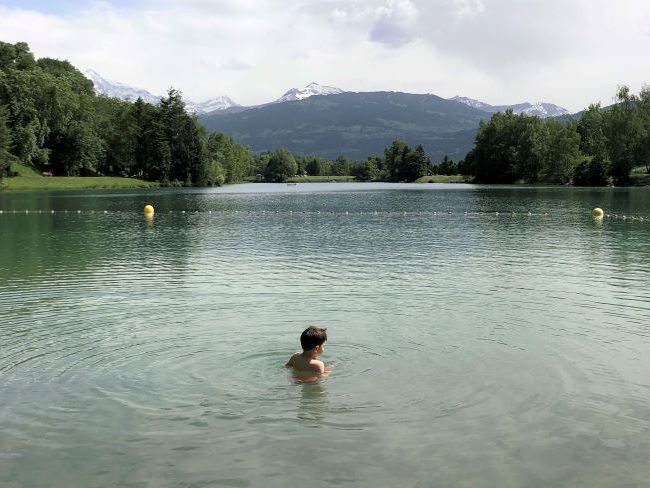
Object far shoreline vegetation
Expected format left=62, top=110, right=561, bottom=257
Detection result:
left=1, top=41, right=649, bottom=192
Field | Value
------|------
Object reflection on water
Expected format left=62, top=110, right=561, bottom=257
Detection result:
left=1, top=184, right=650, bottom=487
left=297, top=381, right=328, bottom=424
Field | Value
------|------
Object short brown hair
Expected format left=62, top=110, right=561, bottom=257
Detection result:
left=300, top=326, right=327, bottom=350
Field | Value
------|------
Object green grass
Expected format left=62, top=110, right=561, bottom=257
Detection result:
left=10, top=162, right=41, bottom=177
left=415, top=175, right=472, bottom=183
left=285, top=175, right=357, bottom=183
left=1, top=163, right=158, bottom=191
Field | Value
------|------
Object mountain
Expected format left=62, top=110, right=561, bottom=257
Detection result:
left=274, top=82, right=344, bottom=103
left=83, top=70, right=240, bottom=114
left=185, top=97, right=240, bottom=114
left=199, top=91, right=490, bottom=160
left=450, top=96, right=570, bottom=118
left=84, top=69, right=160, bottom=105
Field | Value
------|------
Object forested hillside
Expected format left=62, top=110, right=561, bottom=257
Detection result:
left=199, top=91, right=487, bottom=160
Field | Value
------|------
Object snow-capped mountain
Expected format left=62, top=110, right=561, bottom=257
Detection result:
left=185, top=97, right=240, bottom=114
left=516, top=102, right=570, bottom=118
left=274, top=82, right=345, bottom=103
left=450, top=95, right=570, bottom=118
left=450, top=96, right=494, bottom=111
left=83, top=70, right=240, bottom=114
left=84, top=69, right=160, bottom=105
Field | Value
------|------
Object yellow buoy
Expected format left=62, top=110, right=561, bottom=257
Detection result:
left=593, top=207, right=604, bottom=218
left=143, top=204, right=155, bottom=215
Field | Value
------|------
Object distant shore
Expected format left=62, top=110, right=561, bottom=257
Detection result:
left=2, top=164, right=648, bottom=191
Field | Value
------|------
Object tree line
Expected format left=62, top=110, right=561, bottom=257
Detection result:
left=465, top=86, right=650, bottom=185
left=0, top=41, right=251, bottom=185
left=2, top=41, right=649, bottom=187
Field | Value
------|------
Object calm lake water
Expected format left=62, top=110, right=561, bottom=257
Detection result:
left=1, top=183, right=649, bottom=487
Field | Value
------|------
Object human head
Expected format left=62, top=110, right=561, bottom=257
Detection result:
left=300, top=326, right=327, bottom=352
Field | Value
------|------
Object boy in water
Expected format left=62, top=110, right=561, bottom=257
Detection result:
left=285, top=326, right=334, bottom=379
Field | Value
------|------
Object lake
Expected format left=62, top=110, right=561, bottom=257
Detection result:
left=1, top=183, right=649, bottom=487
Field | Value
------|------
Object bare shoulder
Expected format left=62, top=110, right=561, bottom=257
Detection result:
left=309, top=358, right=325, bottom=374
left=285, top=352, right=300, bottom=368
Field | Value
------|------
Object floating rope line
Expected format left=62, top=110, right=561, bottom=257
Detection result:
left=1, top=209, right=649, bottom=221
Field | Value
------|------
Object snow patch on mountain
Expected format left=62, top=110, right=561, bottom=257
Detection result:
left=450, top=96, right=493, bottom=111
left=450, top=95, right=570, bottom=118
left=275, top=82, right=344, bottom=103
left=84, top=69, right=160, bottom=105
left=84, top=70, right=240, bottom=114
left=185, top=97, right=240, bottom=114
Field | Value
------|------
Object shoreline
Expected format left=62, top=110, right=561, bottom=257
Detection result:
left=2, top=170, right=648, bottom=192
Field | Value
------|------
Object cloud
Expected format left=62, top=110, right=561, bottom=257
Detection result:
left=0, top=0, right=649, bottom=111
left=368, top=0, right=419, bottom=48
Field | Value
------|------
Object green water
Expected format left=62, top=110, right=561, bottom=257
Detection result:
left=1, top=183, right=649, bottom=487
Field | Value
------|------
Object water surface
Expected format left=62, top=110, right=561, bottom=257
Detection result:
left=1, top=183, right=649, bottom=487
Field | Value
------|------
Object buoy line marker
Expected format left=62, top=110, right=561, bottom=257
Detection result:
left=1, top=208, right=648, bottom=222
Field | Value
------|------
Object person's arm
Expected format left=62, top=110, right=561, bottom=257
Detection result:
left=311, top=359, right=328, bottom=375
left=321, top=364, right=335, bottom=378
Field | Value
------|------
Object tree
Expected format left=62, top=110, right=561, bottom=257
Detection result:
left=577, top=103, right=608, bottom=162
left=305, top=157, right=327, bottom=176
left=264, top=148, right=297, bottom=182
left=572, top=156, right=609, bottom=186
left=538, top=119, right=582, bottom=184
left=403, top=145, right=428, bottom=180
left=604, top=86, right=643, bottom=185
left=384, top=140, right=408, bottom=181
left=470, top=111, right=523, bottom=183
left=0, top=105, right=11, bottom=178
left=331, top=155, right=349, bottom=176
left=351, top=156, right=379, bottom=181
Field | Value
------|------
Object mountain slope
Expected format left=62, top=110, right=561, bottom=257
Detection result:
left=274, top=82, right=344, bottom=103
left=199, top=91, right=489, bottom=160
left=450, top=96, right=569, bottom=118
left=84, top=69, right=160, bottom=105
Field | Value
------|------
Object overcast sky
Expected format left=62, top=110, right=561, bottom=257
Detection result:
left=1, top=0, right=649, bottom=111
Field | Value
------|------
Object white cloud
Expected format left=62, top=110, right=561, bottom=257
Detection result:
left=369, top=0, right=419, bottom=48
left=0, top=0, right=649, bottom=111
left=451, top=0, right=485, bottom=20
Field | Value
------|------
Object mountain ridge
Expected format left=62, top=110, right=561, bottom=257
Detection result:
left=83, top=70, right=241, bottom=114
left=198, top=90, right=489, bottom=160
left=450, top=95, right=569, bottom=118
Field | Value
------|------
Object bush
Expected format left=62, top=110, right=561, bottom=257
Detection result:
left=572, top=158, right=609, bottom=186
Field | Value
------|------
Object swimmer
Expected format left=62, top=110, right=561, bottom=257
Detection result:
left=285, top=326, right=334, bottom=381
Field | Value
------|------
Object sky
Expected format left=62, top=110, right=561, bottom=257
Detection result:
left=0, top=0, right=649, bottom=111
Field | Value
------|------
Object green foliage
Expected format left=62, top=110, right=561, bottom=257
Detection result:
left=468, top=110, right=581, bottom=184
left=537, top=119, right=582, bottom=184
left=572, top=157, right=609, bottom=186
left=204, top=131, right=252, bottom=184
left=435, top=155, right=458, bottom=176
left=264, top=148, right=297, bottom=182
left=603, top=87, right=640, bottom=185
left=0, top=105, right=10, bottom=178
left=331, top=155, right=349, bottom=176
left=577, top=104, right=607, bottom=162
left=302, top=156, right=327, bottom=176
left=351, top=156, right=379, bottom=181
left=0, top=41, right=254, bottom=187
left=378, top=141, right=431, bottom=181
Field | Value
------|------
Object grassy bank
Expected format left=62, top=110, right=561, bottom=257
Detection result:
left=285, top=175, right=357, bottom=183
left=1, top=164, right=158, bottom=191
left=415, top=175, right=472, bottom=183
